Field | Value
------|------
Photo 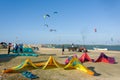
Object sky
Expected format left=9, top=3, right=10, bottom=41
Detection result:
left=0, top=0, right=120, bottom=45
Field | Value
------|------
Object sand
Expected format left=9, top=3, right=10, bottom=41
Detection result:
left=0, top=48, right=120, bottom=80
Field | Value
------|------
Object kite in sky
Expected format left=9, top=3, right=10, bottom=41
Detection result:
left=111, top=37, right=113, bottom=42
left=43, top=14, right=50, bottom=19
left=43, top=11, right=58, bottom=32
left=94, top=28, right=97, bottom=32
left=53, top=11, right=58, bottom=14
left=44, top=24, right=48, bottom=27
left=49, top=29, right=56, bottom=32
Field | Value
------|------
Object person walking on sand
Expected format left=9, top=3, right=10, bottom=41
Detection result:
left=62, top=45, right=64, bottom=55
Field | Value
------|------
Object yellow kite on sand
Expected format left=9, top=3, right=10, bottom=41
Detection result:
left=2, top=56, right=94, bottom=75
left=42, top=56, right=65, bottom=69
left=64, top=57, right=94, bottom=75
left=2, top=59, right=38, bottom=73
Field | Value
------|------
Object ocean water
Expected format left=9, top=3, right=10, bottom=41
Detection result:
left=54, top=44, right=120, bottom=51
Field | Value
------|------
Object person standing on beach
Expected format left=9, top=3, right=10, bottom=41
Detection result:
left=72, top=43, right=74, bottom=47
left=8, top=43, right=12, bottom=55
left=19, top=43, right=23, bottom=53
left=13, top=43, right=16, bottom=53
left=62, top=45, right=64, bottom=55
left=17, top=44, right=20, bottom=54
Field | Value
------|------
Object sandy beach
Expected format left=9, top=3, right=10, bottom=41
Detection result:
left=1, top=0, right=120, bottom=80
left=0, top=48, right=120, bottom=80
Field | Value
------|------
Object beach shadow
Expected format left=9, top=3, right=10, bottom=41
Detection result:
left=114, top=62, right=118, bottom=64
left=0, top=54, right=18, bottom=63
left=33, top=60, right=47, bottom=63
left=88, top=67, right=101, bottom=76
left=64, top=53, right=75, bottom=55
left=4, top=66, right=39, bottom=73
left=40, top=53, right=56, bottom=56
left=58, top=56, right=69, bottom=58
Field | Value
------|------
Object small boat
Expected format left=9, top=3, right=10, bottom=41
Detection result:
left=93, top=48, right=108, bottom=51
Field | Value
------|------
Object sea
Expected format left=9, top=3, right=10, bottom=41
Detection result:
left=51, top=44, right=120, bottom=51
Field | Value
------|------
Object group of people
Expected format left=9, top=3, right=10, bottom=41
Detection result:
left=62, top=43, right=74, bottom=55
left=8, top=43, right=23, bottom=54
left=61, top=43, right=87, bottom=55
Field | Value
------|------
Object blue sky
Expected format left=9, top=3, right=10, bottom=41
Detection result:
left=0, top=0, right=120, bottom=44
